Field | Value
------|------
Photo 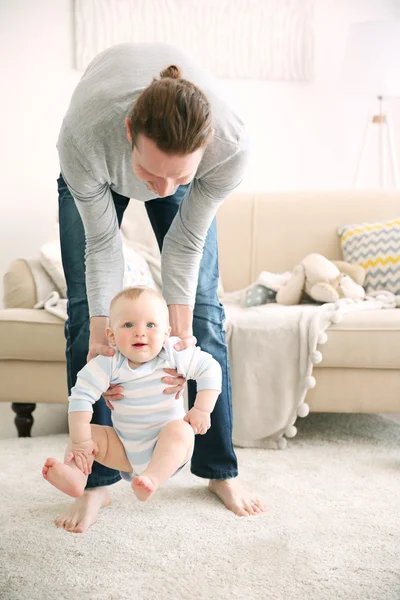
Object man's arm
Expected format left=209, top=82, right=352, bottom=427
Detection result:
left=58, top=128, right=124, bottom=319
left=88, top=316, right=114, bottom=362
left=165, top=145, right=249, bottom=351
left=168, top=304, right=195, bottom=351
left=161, top=145, right=250, bottom=312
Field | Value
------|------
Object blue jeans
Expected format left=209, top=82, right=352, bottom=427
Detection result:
left=58, top=174, right=238, bottom=486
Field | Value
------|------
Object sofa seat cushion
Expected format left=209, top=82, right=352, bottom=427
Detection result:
left=317, top=309, right=400, bottom=369
left=0, top=308, right=66, bottom=362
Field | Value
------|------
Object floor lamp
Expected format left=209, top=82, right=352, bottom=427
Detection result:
left=343, top=21, right=400, bottom=190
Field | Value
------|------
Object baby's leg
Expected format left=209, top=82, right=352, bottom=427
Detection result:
left=42, top=440, right=90, bottom=498
left=132, top=420, right=194, bottom=502
left=91, top=425, right=133, bottom=473
left=42, top=425, right=131, bottom=498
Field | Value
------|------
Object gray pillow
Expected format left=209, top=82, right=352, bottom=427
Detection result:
left=244, top=284, right=277, bottom=307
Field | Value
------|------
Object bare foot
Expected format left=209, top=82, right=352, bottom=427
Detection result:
left=132, top=475, right=157, bottom=501
left=54, top=487, right=111, bottom=533
left=42, top=457, right=86, bottom=498
left=209, top=478, right=266, bottom=517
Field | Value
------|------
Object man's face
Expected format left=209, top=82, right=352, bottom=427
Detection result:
left=126, top=120, right=204, bottom=197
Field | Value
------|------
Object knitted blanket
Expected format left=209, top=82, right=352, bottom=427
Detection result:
left=223, top=297, right=391, bottom=449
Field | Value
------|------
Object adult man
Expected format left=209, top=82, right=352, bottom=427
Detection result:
left=56, top=43, right=264, bottom=533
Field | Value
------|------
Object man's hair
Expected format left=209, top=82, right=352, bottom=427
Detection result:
left=128, top=64, right=213, bottom=155
left=110, top=286, right=168, bottom=320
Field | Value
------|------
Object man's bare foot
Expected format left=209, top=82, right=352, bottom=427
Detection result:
left=42, top=457, right=86, bottom=498
left=132, top=475, right=157, bottom=501
left=209, top=478, right=265, bottom=517
left=54, top=487, right=111, bottom=534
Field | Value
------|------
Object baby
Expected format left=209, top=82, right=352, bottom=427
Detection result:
left=42, top=286, right=221, bottom=502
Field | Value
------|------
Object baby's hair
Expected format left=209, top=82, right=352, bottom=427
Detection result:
left=110, top=286, right=168, bottom=319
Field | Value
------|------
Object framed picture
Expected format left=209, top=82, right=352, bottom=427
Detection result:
left=74, top=0, right=314, bottom=81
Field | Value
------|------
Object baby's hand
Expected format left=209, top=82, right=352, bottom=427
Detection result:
left=65, top=439, right=98, bottom=476
left=184, top=407, right=211, bottom=435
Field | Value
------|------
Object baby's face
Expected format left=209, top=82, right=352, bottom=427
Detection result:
left=108, top=293, right=170, bottom=368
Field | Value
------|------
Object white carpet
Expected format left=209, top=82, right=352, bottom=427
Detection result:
left=1, top=414, right=400, bottom=600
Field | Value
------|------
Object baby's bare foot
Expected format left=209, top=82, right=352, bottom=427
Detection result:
left=42, top=457, right=86, bottom=498
left=132, top=475, right=157, bottom=501
left=55, top=488, right=111, bottom=534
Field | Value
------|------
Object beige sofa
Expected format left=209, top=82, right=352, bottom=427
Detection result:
left=1, top=190, right=400, bottom=437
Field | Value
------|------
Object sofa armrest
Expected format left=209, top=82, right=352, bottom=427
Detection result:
left=3, top=259, right=38, bottom=308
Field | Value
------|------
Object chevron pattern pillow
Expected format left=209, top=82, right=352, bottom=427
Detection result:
left=338, top=218, right=400, bottom=295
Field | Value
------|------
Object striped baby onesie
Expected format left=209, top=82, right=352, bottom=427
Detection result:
left=68, top=337, right=222, bottom=479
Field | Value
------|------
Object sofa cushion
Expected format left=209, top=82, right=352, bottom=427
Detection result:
left=338, top=217, right=400, bottom=295
left=0, top=309, right=66, bottom=362
left=317, top=309, right=400, bottom=369
left=3, top=260, right=38, bottom=309
left=0, top=360, right=68, bottom=404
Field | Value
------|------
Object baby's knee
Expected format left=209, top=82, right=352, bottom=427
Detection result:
left=165, top=419, right=194, bottom=443
left=181, top=420, right=195, bottom=442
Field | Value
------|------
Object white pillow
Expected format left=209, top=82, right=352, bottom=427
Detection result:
left=40, top=232, right=67, bottom=298
left=122, top=245, right=158, bottom=291
left=121, top=199, right=225, bottom=297
left=40, top=230, right=157, bottom=299
left=120, top=200, right=162, bottom=289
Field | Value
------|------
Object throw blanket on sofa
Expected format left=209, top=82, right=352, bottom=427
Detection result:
left=34, top=290, right=68, bottom=320
left=223, top=297, right=394, bottom=449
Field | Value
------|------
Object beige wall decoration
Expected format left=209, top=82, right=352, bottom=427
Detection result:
left=74, top=0, right=314, bottom=81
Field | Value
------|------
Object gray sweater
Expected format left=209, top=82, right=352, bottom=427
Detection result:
left=58, top=43, right=250, bottom=317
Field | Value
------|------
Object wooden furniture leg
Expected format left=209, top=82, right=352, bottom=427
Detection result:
left=11, top=403, right=36, bottom=437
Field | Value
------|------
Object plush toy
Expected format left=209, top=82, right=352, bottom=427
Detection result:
left=276, top=253, right=366, bottom=305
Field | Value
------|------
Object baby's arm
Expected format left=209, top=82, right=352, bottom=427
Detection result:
left=170, top=341, right=222, bottom=435
left=67, top=354, right=114, bottom=472
left=66, top=411, right=98, bottom=475
left=185, top=389, right=220, bottom=435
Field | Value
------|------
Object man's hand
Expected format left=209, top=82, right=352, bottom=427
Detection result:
left=87, top=316, right=115, bottom=362
left=168, top=305, right=195, bottom=352
left=103, top=384, right=124, bottom=410
left=104, top=366, right=189, bottom=407
left=65, top=439, right=98, bottom=476
left=184, top=407, right=211, bottom=435
left=163, top=333, right=196, bottom=399
left=162, top=368, right=186, bottom=399
left=172, top=335, right=197, bottom=352
left=166, top=300, right=196, bottom=398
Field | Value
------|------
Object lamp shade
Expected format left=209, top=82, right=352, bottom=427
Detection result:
left=343, top=21, right=400, bottom=97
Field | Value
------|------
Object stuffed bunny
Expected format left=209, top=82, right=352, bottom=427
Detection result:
left=276, top=253, right=366, bottom=305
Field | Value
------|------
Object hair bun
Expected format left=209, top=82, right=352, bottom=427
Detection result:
left=160, top=65, right=182, bottom=79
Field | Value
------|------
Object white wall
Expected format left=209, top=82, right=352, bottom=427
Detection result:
left=224, top=0, right=400, bottom=191
left=0, top=0, right=80, bottom=306
left=0, top=0, right=399, bottom=438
